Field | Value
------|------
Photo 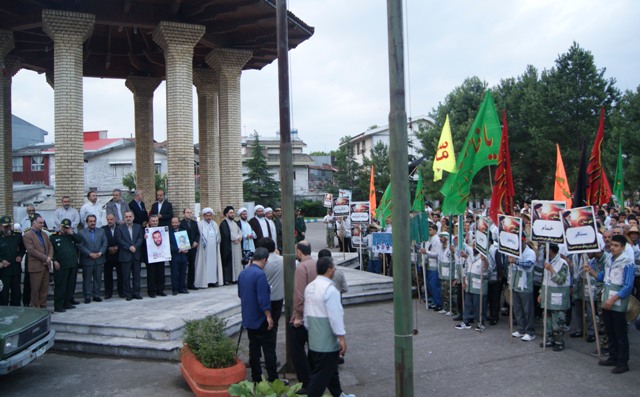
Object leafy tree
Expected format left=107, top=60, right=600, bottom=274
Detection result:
left=359, top=141, right=391, bottom=199
left=243, top=134, right=281, bottom=204
left=122, top=172, right=167, bottom=193
left=333, top=136, right=362, bottom=198
left=611, top=85, right=640, bottom=202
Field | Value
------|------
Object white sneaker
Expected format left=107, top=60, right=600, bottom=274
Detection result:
left=512, top=331, right=523, bottom=338
left=340, top=393, right=356, bottom=397
left=445, top=311, right=452, bottom=316
left=437, top=309, right=447, bottom=314
left=521, top=334, right=536, bottom=342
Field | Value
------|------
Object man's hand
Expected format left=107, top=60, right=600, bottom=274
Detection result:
left=129, top=246, right=136, bottom=253
left=293, top=318, right=303, bottom=328
left=266, top=314, right=274, bottom=331
left=603, top=297, right=615, bottom=310
left=1, top=260, right=10, bottom=268
left=338, top=336, right=347, bottom=356
left=192, top=242, right=198, bottom=248
left=54, top=261, right=60, bottom=271
left=544, top=263, right=554, bottom=274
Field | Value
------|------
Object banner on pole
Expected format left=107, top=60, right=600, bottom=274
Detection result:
left=371, top=232, right=393, bottom=254
left=498, top=215, right=522, bottom=258
left=333, top=196, right=350, bottom=216
left=562, top=206, right=599, bottom=254
left=530, top=200, right=566, bottom=244
left=350, top=201, right=370, bottom=223
left=323, top=193, right=333, bottom=208
left=475, top=216, right=490, bottom=256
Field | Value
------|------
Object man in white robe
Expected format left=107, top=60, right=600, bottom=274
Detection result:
left=194, top=208, right=223, bottom=288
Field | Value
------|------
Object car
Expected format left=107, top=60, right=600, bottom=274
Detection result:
left=0, top=306, right=56, bottom=375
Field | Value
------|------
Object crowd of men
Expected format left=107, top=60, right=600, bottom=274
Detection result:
left=408, top=203, right=640, bottom=375
left=0, top=190, right=303, bottom=313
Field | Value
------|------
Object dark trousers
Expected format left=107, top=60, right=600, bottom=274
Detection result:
left=53, top=267, right=75, bottom=310
left=602, top=309, right=629, bottom=365
left=22, top=267, right=31, bottom=306
left=307, top=350, right=342, bottom=397
left=122, top=259, right=141, bottom=298
left=83, top=264, right=103, bottom=299
left=289, top=324, right=311, bottom=387
left=187, top=248, right=197, bottom=288
left=271, top=299, right=284, bottom=338
left=427, top=269, right=442, bottom=306
left=170, top=257, right=187, bottom=292
left=463, top=292, right=488, bottom=324
left=147, top=262, right=165, bottom=295
left=456, top=283, right=463, bottom=315
left=104, top=258, right=123, bottom=297
left=247, top=320, right=278, bottom=382
left=487, top=280, right=503, bottom=321
left=0, top=275, right=21, bottom=306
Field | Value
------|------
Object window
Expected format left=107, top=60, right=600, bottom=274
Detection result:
left=154, top=163, right=162, bottom=174
left=31, top=156, right=44, bottom=171
left=110, top=163, right=132, bottom=179
left=12, top=157, right=23, bottom=172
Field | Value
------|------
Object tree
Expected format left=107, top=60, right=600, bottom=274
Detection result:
left=122, top=172, right=167, bottom=193
left=611, top=85, right=640, bottom=202
left=359, top=141, right=390, bottom=199
left=243, top=134, right=281, bottom=204
left=333, top=136, right=362, bottom=198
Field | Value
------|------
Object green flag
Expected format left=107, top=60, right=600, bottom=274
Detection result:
left=377, top=183, right=392, bottom=227
left=613, top=139, right=624, bottom=205
left=440, top=90, right=502, bottom=215
left=411, top=171, right=425, bottom=212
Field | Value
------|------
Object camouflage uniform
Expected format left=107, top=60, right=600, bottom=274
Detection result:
left=541, top=254, right=570, bottom=349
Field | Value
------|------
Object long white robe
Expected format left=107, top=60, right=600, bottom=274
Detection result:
left=225, top=218, right=243, bottom=281
left=194, top=220, right=223, bottom=288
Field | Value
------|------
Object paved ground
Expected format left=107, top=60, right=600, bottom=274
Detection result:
left=2, top=222, right=640, bottom=396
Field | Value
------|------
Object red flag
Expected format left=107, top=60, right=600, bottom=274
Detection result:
left=489, top=110, right=515, bottom=224
left=586, top=107, right=612, bottom=206
left=369, top=165, right=377, bottom=217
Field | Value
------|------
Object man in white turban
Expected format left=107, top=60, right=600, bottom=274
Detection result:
left=249, top=205, right=272, bottom=240
left=238, top=207, right=256, bottom=264
left=194, top=208, right=223, bottom=288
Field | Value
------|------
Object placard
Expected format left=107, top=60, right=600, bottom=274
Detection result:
left=338, top=189, right=352, bottom=201
left=475, top=216, right=490, bottom=256
left=174, top=230, right=191, bottom=251
left=531, top=200, right=566, bottom=244
left=323, top=193, right=333, bottom=208
left=498, top=215, right=522, bottom=258
left=351, top=224, right=368, bottom=247
left=350, top=201, right=370, bottom=223
left=371, top=232, right=393, bottom=254
left=333, top=197, right=350, bottom=216
left=562, top=206, right=599, bottom=253
left=145, top=226, right=172, bottom=263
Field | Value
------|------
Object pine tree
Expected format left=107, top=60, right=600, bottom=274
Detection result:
left=243, top=133, right=281, bottom=204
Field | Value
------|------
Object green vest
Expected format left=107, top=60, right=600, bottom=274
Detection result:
left=465, top=256, right=488, bottom=295
left=510, top=264, right=533, bottom=293
left=602, top=255, right=631, bottom=313
left=540, top=256, right=570, bottom=310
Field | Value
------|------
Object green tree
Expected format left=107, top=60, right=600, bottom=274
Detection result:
left=243, top=133, right=281, bottom=204
left=359, top=141, right=390, bottom=200
left=611, top=85, right=640, bottom=202
left=333, top=136, right=363, bottom=198
left=121, top=172, right=167, bottom=193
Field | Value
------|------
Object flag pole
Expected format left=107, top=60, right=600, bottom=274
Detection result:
left=542, top=243, right=549, bottom=351
left=509, top=262, right=514, bottom=343
left=583, top=253, right=601, bottom=357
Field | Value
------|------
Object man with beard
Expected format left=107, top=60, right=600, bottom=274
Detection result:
left=0, top=215, right=26, bottom=306
left=169, top=217, right=189, bottom=295
left=128, top=190, right=149, bottom=226
left=78, top=214, right=108, bottom=303
left=194, top=208, right=223, bottom=288
left=102, top=213, right=123, bottom=299
left=249, top=205, right=272, bottom=240
left=264, top=208, right=278, bottom=250
left=180, top=208, right=200, bottom=290
left=115, top=210, right=143, bottom=300
left=51, top=219, right=82, bottom=312
left=80, top=190, right=103, bottom=228
left=150, top=189, right=174, bottom=228
left=238, top=208, right=256, bottom=265
left=272, top=207, right=283, bottom=252
left=23, top=215, right=53, bottom=308
left=220, top=206, right=243, bottom=284
left=143, top=214, right=167, bottom=297
left=54, top=196, right=80, bottom=232
left=105, top=188, right=127, bottom=225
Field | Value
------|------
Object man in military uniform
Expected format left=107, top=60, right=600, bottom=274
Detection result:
left=50, top=219, right=82, bottom=312
left=538, top=244, right=570, bottom=351
left=0, top=215, right=26, bottom=306
left=295, top=208, right=306, bottom=243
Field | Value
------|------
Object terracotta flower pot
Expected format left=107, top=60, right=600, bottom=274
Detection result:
left=180, top=345, right=246, bottom=397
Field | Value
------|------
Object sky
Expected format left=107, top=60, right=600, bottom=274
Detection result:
left=11, top=0, right=640, bottom=153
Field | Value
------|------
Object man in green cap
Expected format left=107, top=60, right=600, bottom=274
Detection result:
left=0, top=215, right=26, bottom=306
left=50, top=218, right=82, bottom=312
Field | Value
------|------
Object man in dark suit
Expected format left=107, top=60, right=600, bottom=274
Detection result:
left=78, top=214, right=108, bottom=303
left=180, top=208, right=200, bottom=290
left=102, top=213, right=123, bottom=298
left=115, top=210, right=143, bottom=300
left=105, top=188, right=128, bottom=225
left=149, top=189, right=173, bottom=228
left=128, top=190, right=149, bottom=226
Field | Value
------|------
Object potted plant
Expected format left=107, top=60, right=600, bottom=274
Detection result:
left=229, top=378, right=304, bottom=397
left=180, top=315, right=247, bottom=397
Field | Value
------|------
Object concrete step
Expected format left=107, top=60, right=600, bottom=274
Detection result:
left=343, top=289, right=394, bottom=306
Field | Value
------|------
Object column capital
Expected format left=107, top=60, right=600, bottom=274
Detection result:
left=205, top=48, right=252, bottom=73
left=4, top=55, right=21, bottom=77
left=125, top=75, right=162, bottom=98
left=0, top=30, right=14, bottom=58
left=152, top=21, right=205, bottom=53
left=193, top=68, right=217, bottom=91
left=42, top=9, right=95, bottom=44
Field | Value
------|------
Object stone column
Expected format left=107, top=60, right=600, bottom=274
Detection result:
left=42, top=10, right=94, bottom=207
left=125, top=76, right=161, bottom=203
left=1, top=55, right=21, bottom=215
left=193, top=68, right=221, bottom=213
left=206, top=49, right=252, bottom=210
left=0, top=30, right=14, bottom=216
left=152, top=21, right=204, bottom=215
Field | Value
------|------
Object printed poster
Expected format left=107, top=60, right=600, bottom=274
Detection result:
left=371, top=232, right=393, bottom=254
left=498, top=215, right=522, bottom=258
left=174, top=230, right=191, bottom=251
left=145, top=226, right=172, bottom=263
left=530, top=200, right=566, bottom=244
left=562, top=206, right=599, bottom=254
left=338, top=189, right=352, bottom=201
left=333, top=196, right=350, bottom=216
left=474, top=216, right=490, bottom=256
left=323, top=193, right=333, bottom=208
left=350, top=201, right=370, bottom=223
left=351, top=224, right=368, bottom=247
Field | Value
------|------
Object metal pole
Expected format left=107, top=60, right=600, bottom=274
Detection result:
left=387, top=0, right=413, bottom=395
left=276, top=0, right=296, bottom=374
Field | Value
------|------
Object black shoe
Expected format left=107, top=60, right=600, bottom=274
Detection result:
left=64, top=304, right=76, bottom=309
left=126, top=297, right=133, bottom=301
left=552, top=344, right=565, bottom=352
left=452, top=315, right=463, bottom=321
left=172, top=291, right=178, bottom=296
left=433, top=306, right=442, bottom=312
left=540, top=340, right=555, bottom=348
left=104, top=294, right=112, bottom=300
left=428, top=304, right=436, bottom=310
left=133, top=295, right=143, bottom=300
left=586, top=335, right=596, bottom=343
left=148, top=293, right=156, bottom=298
left=188, top=286, right=197, bottom=290
left=93, top=297, right=102, bottom=302
left=54, top=308, right=66, bottom=313
left=489, top=320, right=498, bottom=326
left=611, top=364, right=629, bottom=374
left=598, top=358, right=617, bottom=367
left=569, top=332, right=582, bottom=338
left=179, top=290, right=189, bottom=294
left=70, top=299, right=79, bottom=305
left=84, top=298, right=91, bottom=304
left=119, top=294, right=126, bottom=298
left=158, top=292, right=167, bottom=297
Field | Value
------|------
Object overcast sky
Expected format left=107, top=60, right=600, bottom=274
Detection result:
left=11, top=0, right=640, bottom=153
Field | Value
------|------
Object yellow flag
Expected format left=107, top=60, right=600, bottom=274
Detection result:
left=433, top=114, right=456, bottom=181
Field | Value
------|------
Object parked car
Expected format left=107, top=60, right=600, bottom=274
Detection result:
left=0, top=306, right=56, bottom=375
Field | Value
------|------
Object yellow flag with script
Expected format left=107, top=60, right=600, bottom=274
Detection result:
left=433, top=114, right=457, bottom=181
